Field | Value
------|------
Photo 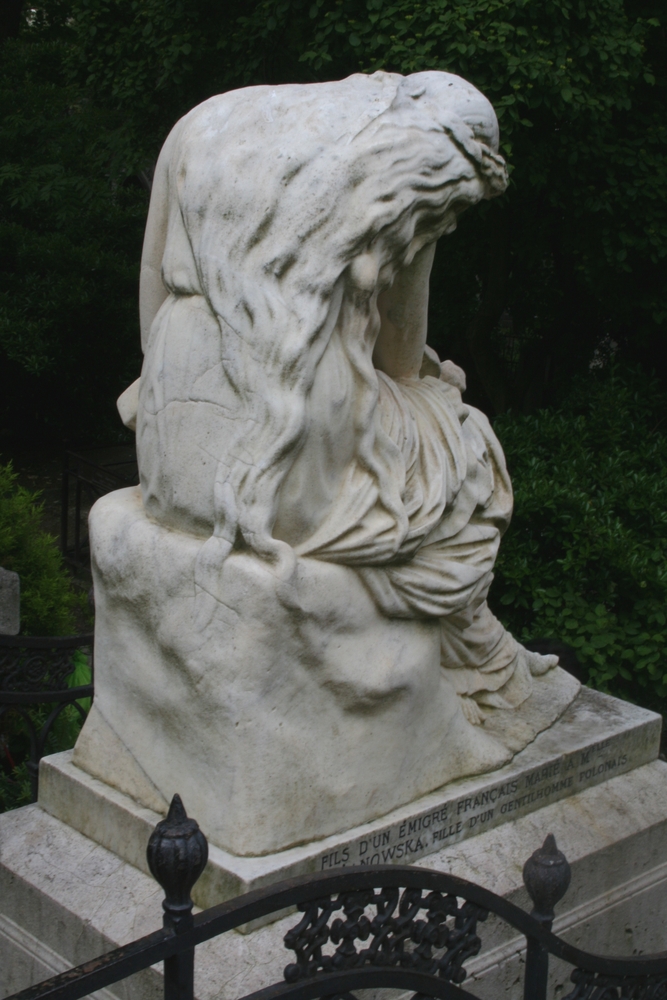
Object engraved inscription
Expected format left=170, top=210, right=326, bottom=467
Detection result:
left=315, top=723, right=645, bottom=873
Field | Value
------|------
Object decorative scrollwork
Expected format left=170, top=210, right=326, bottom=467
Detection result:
left=283, top=885, right=488, bottom=986
left=565, top=968, right=667, bottom=999
left=0, top=634, right=94, bottom=802
left=0, top=637, right=92, bottom=693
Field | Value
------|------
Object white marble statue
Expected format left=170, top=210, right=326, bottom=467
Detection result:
left=75, top=71, right=578, bottom=856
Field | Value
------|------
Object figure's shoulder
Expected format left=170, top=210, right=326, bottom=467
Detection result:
left=163, top=86, right=272, bottom=146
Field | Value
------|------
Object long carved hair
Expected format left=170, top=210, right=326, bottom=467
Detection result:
left=138, top=71, right=507, bottom=576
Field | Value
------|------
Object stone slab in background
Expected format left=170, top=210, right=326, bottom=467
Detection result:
left=3, top=762, right=667, bottom=1000
left=39, top=687, right=660, bottom=909
left=0, top=568, right=19, bottom=635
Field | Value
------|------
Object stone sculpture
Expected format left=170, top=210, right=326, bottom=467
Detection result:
left=75, top=71, right=579, bottom=856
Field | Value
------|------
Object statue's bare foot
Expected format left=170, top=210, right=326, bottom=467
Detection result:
left=524, top=649, right=559, bottom=676
left=459, top=694, right=486, bottom=726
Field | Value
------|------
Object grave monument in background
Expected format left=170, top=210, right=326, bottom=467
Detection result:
left=1, top=71, right=666, bottom=1000
left=74, top=69, right=578, bottom=854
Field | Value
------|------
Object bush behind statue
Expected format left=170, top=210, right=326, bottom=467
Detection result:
left=0, top=461, right=92, bottom=811
left=492, top=366, right=667, bottom=708
left=0, top=460, right=82, bottom=635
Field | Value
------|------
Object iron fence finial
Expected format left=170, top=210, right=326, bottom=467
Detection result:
left=147, top=794, right=209, bottom=933
left=523, top=832, right=571, bottom=924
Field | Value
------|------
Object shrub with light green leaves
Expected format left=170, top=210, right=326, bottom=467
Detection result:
left=0, top=460, right=91, bottom=811
left=0, top=459, right=82, bottom=635
left=491, top=367, right=667, bottom=706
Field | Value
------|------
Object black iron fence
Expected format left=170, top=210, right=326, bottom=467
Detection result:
left=61, top=446, right=138, bottom=564
left=6, top=793, right=666, bottom=1000
left=0, top=633, right=94, bottom=801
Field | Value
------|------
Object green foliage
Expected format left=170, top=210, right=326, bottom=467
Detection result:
left=0, top=700, right=89, bottom=812
left=80, top=0, right=667, bottom=413
left=0, top=761, right=32, bottom=812
left=0, top=460, right=92, bottom=810
left=491, top=367, right=667, bottom=704
left=0, top=22, right=145, bottom=443
left=222, top=0, right=667, bottom=412
left=68, top=648, right=92, bottom=712
left=0, top=650, right=91, bottom=813
left=2, top=0, right=666, bottom=434
left=70, top=0, right=209, bottom=121
left=0, top=460, right=83, bottom=634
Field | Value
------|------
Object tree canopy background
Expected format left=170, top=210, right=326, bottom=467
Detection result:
left=0, top=0, right=665, bottom=443
left=0, top=0, right=667, bottom=810
left=2, top=0, right=667, bottom=710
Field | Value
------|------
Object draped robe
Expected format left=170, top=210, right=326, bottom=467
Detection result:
left=126, top=70, right=531, bottom=716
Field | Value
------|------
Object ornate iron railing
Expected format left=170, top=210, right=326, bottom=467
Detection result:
left=6, top=794, right=667, bottom=1000
left=0, top=633, right=94, bottom=800
left=60, top=446, right=138, bottom=564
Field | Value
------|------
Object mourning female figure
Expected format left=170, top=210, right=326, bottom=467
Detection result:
left=79, top=71, right=578, bottom=855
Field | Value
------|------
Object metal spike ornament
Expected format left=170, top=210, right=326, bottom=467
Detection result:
left=522, top=833, right=571, bottom=926
left=147, top=794, right=209, bottom=932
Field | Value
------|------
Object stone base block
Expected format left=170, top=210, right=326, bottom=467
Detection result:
left=83, top=488, right=582, bottom=858
left=3, top=762, right=667, bottom=1000
left=38, top=688, right=660, bottom=910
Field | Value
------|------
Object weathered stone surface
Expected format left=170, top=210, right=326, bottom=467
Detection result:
left=4, top=761, right=667, bottom=1000
left=76, top=71, right=578, bottom=856
left=42, top=686, right=659, bottom=909
left=0, top=567, right=19, bottom=635
left=77, top=486, right=579, bottom=858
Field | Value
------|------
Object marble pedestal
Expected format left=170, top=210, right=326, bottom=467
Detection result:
left=3, top=760, right=667, bottom=1000
left=81, top=488, right=578, bottom=859
left=1, top=690, right=667, bottom=1000
left=36, top=688, right=660, bottom=908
